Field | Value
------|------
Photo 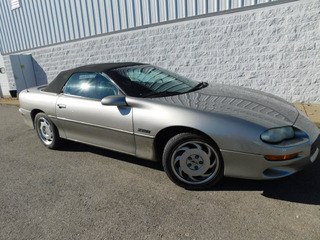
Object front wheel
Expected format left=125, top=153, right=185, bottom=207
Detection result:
left=34, top=112, right=61, bottom=149
left=162, top=133, right=224, bottom=190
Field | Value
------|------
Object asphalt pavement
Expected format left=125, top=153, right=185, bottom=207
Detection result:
left=0, top=105, right=320, bottom=240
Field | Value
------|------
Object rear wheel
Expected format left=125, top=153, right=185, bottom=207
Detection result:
left=162, top=133, right=224, bottom=190
left=34, top=112, right=61, bottom=149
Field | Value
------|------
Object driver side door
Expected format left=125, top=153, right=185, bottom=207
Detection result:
left=56, top=72, right=135, bottom=155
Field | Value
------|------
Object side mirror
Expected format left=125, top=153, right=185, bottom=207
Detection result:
left=101, top=95, right=127, bottom=106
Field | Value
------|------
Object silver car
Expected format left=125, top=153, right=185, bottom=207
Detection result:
left=19, top=63, right=320, bottom=189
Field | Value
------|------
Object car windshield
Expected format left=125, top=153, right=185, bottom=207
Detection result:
left=105, top=65, right=205, bottom=98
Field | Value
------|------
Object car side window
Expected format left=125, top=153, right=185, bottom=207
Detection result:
left=64, top=73, right=119, bottom=100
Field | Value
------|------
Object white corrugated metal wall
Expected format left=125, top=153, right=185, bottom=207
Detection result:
left=0, top=0, right=278, bottom=54
left=0, top=55, right=9, bottom=96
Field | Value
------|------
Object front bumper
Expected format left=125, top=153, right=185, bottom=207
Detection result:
left=222, top=134, right=320, bottom=179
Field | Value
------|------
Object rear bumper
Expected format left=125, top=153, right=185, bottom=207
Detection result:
left=19, top=108, right=33, bottom=129
left=222, top=135, right=320, bottom=179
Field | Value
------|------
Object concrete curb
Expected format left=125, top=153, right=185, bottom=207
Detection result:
left=0, top=102, right=20, bottom=107
left=0, top=98, right=19, bottom=107
left=294, top=104, right=320, bottom=128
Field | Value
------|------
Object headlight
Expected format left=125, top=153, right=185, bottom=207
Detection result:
left=261, top=127, right=295, bottom=143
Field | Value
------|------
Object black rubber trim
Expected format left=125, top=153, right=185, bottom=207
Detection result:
left=43, top=62, right=144, bottom=94
left=311, top=134, right=320, bottom=156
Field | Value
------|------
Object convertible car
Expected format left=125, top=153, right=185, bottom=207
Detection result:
left=19, top=62, right=320, bottom=189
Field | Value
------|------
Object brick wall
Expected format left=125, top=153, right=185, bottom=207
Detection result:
left=3, top=0, right=320, bottom=103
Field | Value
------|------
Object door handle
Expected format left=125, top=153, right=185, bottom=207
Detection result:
left=57, top=104, right=66, bottom=109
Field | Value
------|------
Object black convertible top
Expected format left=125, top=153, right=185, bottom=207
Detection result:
left=43, top=62, right=144, bottom=93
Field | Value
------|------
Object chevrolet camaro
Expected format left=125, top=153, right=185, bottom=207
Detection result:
left=19, top=62, right=320, bottom=189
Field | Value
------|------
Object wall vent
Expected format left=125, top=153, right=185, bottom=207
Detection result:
left=11, top=0, right=20, bottom=10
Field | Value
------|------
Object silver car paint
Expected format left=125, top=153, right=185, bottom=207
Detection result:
left=56, top=94, right=135, bottom=155
left=127, top=96, right=267, bottom=154
left=19, top=83, right=320, bottom=180
left=153, top=84, right=299, bottom=128
left=19, top=87, right=61, bottom=130
left=221, top=148, right=315, bottom=179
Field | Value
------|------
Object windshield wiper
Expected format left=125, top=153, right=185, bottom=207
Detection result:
left=142, top=91, right=181, bottom=98
left=186, top=82, right=208, bottom=93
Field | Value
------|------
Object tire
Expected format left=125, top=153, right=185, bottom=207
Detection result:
left=34, top=112, right=62, bottom=149
left=162, top=133, right=224, bottom=190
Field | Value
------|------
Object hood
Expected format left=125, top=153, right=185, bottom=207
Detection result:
left=152, top=84, right=299, bottom=128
